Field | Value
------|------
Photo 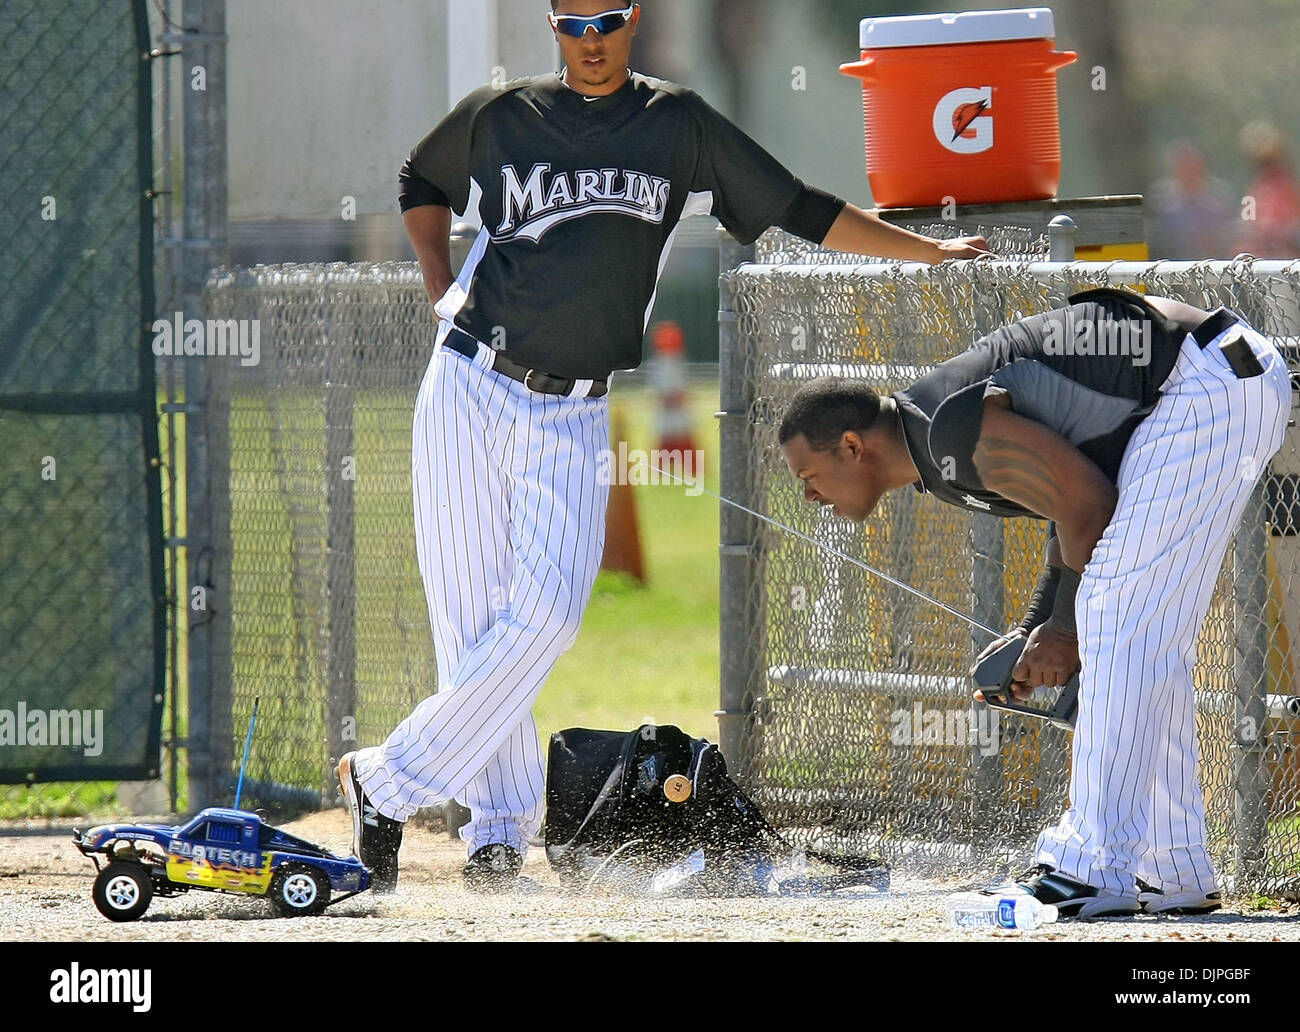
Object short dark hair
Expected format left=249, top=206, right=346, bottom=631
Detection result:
left=778, top=378, right=885, bottom=451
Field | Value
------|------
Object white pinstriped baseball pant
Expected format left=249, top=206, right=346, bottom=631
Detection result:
left=353, top=321, right=610, bottom=854
left=1035, top=319, right=1292, bottom=895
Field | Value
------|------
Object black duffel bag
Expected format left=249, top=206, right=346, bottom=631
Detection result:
left=543, top=724, right=888, bottom=896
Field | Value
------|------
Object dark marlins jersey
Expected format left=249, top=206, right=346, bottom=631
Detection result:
left=893, top=288, right=1190, bottom=518
left=400, top=72, right=827, bottom=379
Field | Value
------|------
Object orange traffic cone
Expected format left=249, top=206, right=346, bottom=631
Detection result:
left=600, top=407, right=647, bottom=584
left=650, top=321, right=697, bottom=463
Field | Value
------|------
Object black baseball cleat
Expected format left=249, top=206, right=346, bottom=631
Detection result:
left=463, top=843, right=523, bottom=893
left=1006, top=864, right=1141, bottom=918
left=1137, top=879, right=1223, bottom=915
left=337, top=752, right=404, bottom=893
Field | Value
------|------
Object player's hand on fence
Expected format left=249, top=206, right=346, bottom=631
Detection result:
left=1011, top=622, right=1079, bottom=699
left=934, top=235, right=992, bottom=261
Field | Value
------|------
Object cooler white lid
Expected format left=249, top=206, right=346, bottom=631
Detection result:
left=860, top=8, right=1056, bottom=49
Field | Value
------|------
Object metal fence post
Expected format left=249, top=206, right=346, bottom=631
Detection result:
left=1234, top=479, right=1272, bottom=885
left=968, top=284, right=1007, bottom=839
left=969, top=515, right=1005, bottom=835
left=717, top=229, right=756, bottom=778
left=1048, top=215, right=1077, bottom=263
left=182, top=0, right=229, bottom=810
left=324, top=271, right=357, bottom=802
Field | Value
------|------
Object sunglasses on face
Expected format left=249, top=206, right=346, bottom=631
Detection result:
left=548, top=4, right=636, bottom=38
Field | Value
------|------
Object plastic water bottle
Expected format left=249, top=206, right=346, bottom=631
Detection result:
left=945, top=891, right=1058, bottom=930
left=649, top=849, right=706, bottom=894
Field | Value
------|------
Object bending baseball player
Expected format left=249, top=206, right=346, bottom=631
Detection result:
left=779, top=288, right=1293, bottom=917
left=337, top=0, right=988, bottom=894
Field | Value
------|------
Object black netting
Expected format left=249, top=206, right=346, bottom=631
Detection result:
left=0, top=0, right=163, bottom=783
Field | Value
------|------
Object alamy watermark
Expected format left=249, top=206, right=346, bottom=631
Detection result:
left=50, top=964, right=150, bottom=1012
left=1041, top=313, right=1152, bottom=367
left=597, top=441, right=704, bottom=496
left=151, top=311, right=260, bottom=367
left=890, top=702, right=1000, bottom=758
left=0, top=703, right=103, bottom=757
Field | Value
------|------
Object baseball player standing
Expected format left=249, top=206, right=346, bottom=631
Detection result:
left=338, top=0, right=988, bottom=893
left=778, top=288, right=1294, bottom=916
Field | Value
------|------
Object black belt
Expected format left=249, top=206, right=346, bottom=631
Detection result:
left=1190, top=308, right=1238, bottom=348
left=1190, top=307, right=1266, bottom=378
left=442, top=327, right=609, bottom=398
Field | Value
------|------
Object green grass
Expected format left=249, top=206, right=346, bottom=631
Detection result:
left=533, top=385, right=721, bottom=742
left=0, top=781, right=119, bottom=820
left=1, top=384, right=723, bottom=819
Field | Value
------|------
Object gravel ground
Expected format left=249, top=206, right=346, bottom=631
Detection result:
left=2, top=810, right=1296, bottom=942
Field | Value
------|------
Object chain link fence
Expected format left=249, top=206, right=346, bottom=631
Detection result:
left=722, top=246, right=1300, bottom=896
left=200, top=263, right=442, bottom=811
left=14, top=2, right=1300, bottom=905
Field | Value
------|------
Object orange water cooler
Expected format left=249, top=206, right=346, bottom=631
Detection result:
left=840, top=7, right=1076, bottom=208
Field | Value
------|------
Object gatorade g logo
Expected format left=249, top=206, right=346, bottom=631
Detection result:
left=933, top=86, right=994, bottom=154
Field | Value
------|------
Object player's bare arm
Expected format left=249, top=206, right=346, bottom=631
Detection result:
left=402, top=203, right=454, bottom=307
left=974, top=401, right=1116, bottom=570
left=973, top=402, right=1118, bottom=694
left=821, top=203, right=990, bottom=262
left=969, top=530, right=1065, bottom=676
